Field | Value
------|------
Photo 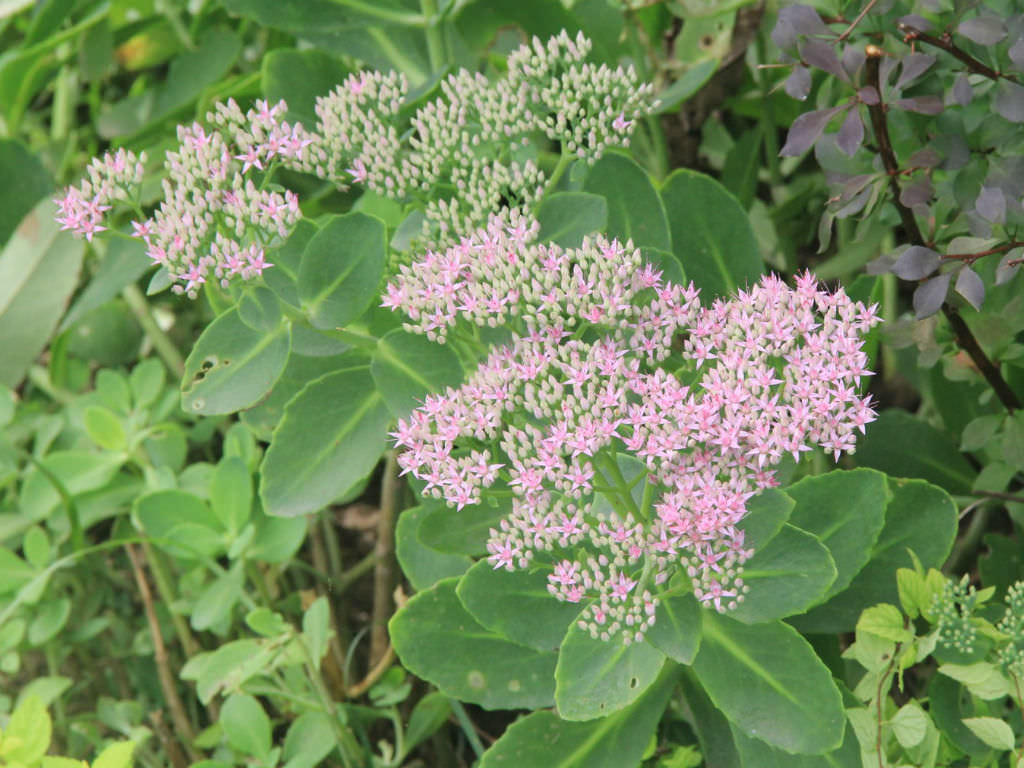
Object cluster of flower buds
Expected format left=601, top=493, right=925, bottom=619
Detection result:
left=385, top=211, right=881, bottom=642
left=57, top=99, right=311, bottom=297
left=55, top=32, right=651, bottom=295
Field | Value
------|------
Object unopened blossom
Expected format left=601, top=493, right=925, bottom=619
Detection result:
left=386, top=210, right=881, bottom=643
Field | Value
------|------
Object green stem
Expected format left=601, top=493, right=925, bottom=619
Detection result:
left=122, top=284, right=186, bottom=378
left=755, top=27, right=782, bottom=187
left=544, top=147, right=573, bottom=197
left=298, top=634, right=365, bottom=767
left=449, top=699, right=485, bottom=758
left=20, top=449, right=84, bottom=552
left=420, top=0, right=445, bottom=72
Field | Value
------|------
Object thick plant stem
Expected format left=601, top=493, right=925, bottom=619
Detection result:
left=369, top=452, right=399, bottom=668
left=421, top=0, right=445, bottom=72
left=864, top=47, right=1021, bottom=414
left=122, top=283, right=185, bottom=378
left=126, top=543, right=201, bottom=764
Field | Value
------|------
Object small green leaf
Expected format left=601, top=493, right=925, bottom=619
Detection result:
left=22, top=527, right=50, bottom=570
left=4, top=695, right=51, bottom=764
left=892, top=701, right=929, bottom=748
left=0, top=547, right=35, bottom=595
left=134, top=490, right=225, bottom=560
left=28, top=598, right=71, bottom=646
left=554, top=626, right=665, bottom=721
left=302, top=597, right=331, bottom=667
left=298, top=212, right=386, bottom=330
left=857, top=604, right=912, bottom=643
left=191, top=565, right=244, bottom=631
left=129, top=358, right=165, bottom=409
left=221, top=694, right=272, bottom=761
left=404, top=693, right=451, bottom=756
left=83, top=406, right=127, bottom=452
left=92, top=742, right=135, bottom=768
left=390, top=578, right=557, bottom=710
left=281, top=712, right=335, bottom=768
left=961, top=414, right=1004, bottom=451
left=209, top=456, right=252, bottom=535
left=962, top=717, right=1014, bottom=751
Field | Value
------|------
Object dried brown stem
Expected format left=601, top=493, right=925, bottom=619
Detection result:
left=864, top=46, right=1022, bottom=414
left=126, top=544, right=201, bottom=764
left=346, top=644, right=396, bottom=698
left=148, top=710, right=189, bottom=768
left=943, top=240, right=1024, bottom=263
left=899, top=24, right=1013, bottom=82
left=369, top=452, right=399, bottom=668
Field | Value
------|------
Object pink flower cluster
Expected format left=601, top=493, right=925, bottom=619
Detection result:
left=386, top=213, right=881, bottom=642
left=55, top=99, right=311, bottom=297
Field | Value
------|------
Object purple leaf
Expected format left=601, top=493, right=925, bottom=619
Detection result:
left=898, top=15, right=932, bottom=31
left=996, top=249, right=1023, bottom=285
left=952, top=73, right=973, bottom=107
left=1011, top=37, right=1024, bottom=71
left=866, top=252, right=898, bottom=275
left=880, top=57, right=898, bottom=86
left=933, top=134, right=970, bottom=170
left=976, top=186, right=1006, bottom=224
left=841, top=46, right=865, bottom=80
left=835, top=186, right=872, bottom=218
left=955, top=266, right=985, bottom=310
left=893, top=245, right=941, bottom=280
left=899, top=177, right=933, bottom=207
left=958, top=17, right=1007, bottom=45
left=771, top=19, right=798, bottom=53
left=800, top=38, right=845, bottom=80
left=896, top=53, right=936, bottom=90
left=994, top=80, right=1024, bottom=123
left=836, top=109, right=864, bottom=156
left=913, top=273, right=951, bottom=318
left=957, top=268, right=989, bottom=313
left=779, top=5, right=831, bottom=36
left=779, top=106, right=843, bottom=157
left=785, top=66, right=812, bottom=101
left=907, top=147, right=941, bottom=168
left=894, top=96, right=944, bottom=115
left=857, top=86, right=880, bottom=105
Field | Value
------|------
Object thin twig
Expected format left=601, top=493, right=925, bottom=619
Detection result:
left=899, top=24, right=1013, bottom=82
left=148, top=710, right=189, bottom=768
left=126, top=543, right=201, bottom=764
left=345, top=644, right=396, bottom=698
left=370, top=452, right=399, bottom=668
left=864, top=45, right=1022, bottom=414
left=838, top=0, right=879, bottom=42
left=943, top=241, right=1024, bottom=263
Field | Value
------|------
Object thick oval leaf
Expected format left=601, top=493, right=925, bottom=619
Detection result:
left=419, top=495, right=511, bottom=556
left=390, top=578, right=557, bottom=710
left=646, top=591, right=702, bottom=664
left=263, top=219, right=318, bottom=309
left=240, top=349, right=369, bottom=440
left=457, top=561, right=582, bottom=652
left=784, top=468, right=889, bottom=602
left=395, top=505, right=471, bottom=592
left=479, top=665, right=678, bottom=768
left=555, top=626, right=665, bottom=721
left=583, top=154, right=670, bottom=251
left=0, top=139, right=51, bottom=246
left=729, top=524, right=836, bottom=623
left=660, top=169, right=763, bottom=302
left=260, top=368, right=391, bottom=517
left=210, top=457, right=252, bottom=535
left=731, top=716, right=861, bottom=767
left=180, top=308, right=291, bottom=416
left=262, top=48, right=348, bottom=129
left=854, top=410, right=974, bottom=494
left=692, top=613, right=845, bottom=754
left=791, top=477, right=957, bottom=633
left=371, top=328, right=463, bottom=418
left=298, top=212, right=386, bottom=330
left=737, top=488, right=794, bottom=550
left=0, top=199, right=84, bottom=387
left=535, top=192, right=608, bottom=248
